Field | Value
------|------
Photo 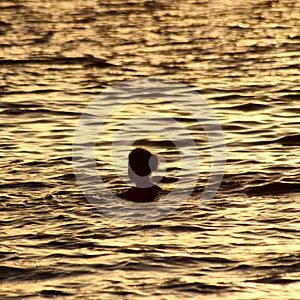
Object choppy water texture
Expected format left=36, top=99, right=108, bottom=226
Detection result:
left=1, top=0, right=300, bottom=299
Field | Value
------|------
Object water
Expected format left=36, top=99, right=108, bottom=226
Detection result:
left=1, top=0, right=300, bottom=298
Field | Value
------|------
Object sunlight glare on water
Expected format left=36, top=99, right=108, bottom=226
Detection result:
left=0, top=0, right=300, bottom=298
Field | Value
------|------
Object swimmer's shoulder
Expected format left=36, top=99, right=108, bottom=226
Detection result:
left=118, top=185, right=161, bottom=202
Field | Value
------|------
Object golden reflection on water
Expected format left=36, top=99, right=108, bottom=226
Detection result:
left=1, top=0, right=300, bottom=298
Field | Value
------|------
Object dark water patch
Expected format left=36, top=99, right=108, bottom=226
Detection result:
left=0, top=21, right=11, bottom=27
left=90, top=260, right=134, bottom=271
left=92, top=254, right=234, bottom=272
left=281, top=94, right=300, bottom=101
left=109, top=291, right=141, bottom=297
left=1, top=144, right=18, bottom=150
left=0, top=55, right=114, bottom=67
left=1, top=4, right=25, bottom=10
left=51, top=173, right=76, bottom=181
left=0, top=181, right=54, bottom=189
left=0, top=102, right=43, bottom=109
left=20, top=233, right=57, bottom=241
left=247, top=44, right=278, bottom=54
left=0, top=251, right=17, bottom=261
left=245, top=182, right=300, bottom=196
left=0, top=265, right=77, bottom=282
left=51, top=128, right=76, bottom=133
left=279, top=42, right=300, bottom=51
left=1, top=108, right=81, bottom=116
left=244, top=135, right=300, bottom=146
left=266, top=255, right=300, bottom=266
left=133, top=139, right=177, bottom=148
left=270, top=227, right=300, bottom=234
left=264, top=166, right=296, bottom=172
left=151, top=255, right=238, bottom=265
left=210, top=94, right=250, bottom=102
left=222, top=124, right=248, bottom=131
left=156, top=176, right=178, bottom=183
left=229, top=261, right=300, bottom=273
left=45, top=253, right=100, bottom=259
left=164, top=225, right=208, bottom=233
left=288, top=35, right=300, bottom=40
left=223, top=171, right=268, bottom=181
left=229, top=103, right=268, bottom=111
left=228, top=263, right=253, bottom=271
left=40, top=239, right=99, bottom=250
left=39, top=290, right=74, bottom=297
left=233, top=120, right=265, bottom=127
left=160, top=278, right=231, bottom=293
left=52, top=156, right=73, bottom=162
left=76, top=228, right=135, bottom=240
left=283, top=107, right=300, bottom=114
left=174, top=116, right=199, bottom=123
left=21, top=159, right=70, bottom=167
left=118, top=248, right=152, bottom=254
left=248, top=276, right=299, bottom=284
left=0, top=89, right=61, bottom=96
left=273, top=63, right=300, bottom=70
left=275, top=134, right=300, bottom=146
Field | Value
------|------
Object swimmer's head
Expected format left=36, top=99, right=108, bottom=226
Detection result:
left=128, top=148, right=159, bottom=182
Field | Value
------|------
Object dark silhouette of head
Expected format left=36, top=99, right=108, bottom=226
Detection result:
left=128, top=148, right=159, bottom=187
left=118, top=147, right=162, bottom=201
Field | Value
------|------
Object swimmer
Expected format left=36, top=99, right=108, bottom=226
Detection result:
left=118, top=148, right=162, bottom=202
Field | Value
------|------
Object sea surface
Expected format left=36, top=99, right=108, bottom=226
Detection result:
left=1, top=0, right=300, bottom=299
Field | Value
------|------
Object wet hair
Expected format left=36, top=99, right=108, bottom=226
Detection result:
left=128, top=148, right=158, bottom=177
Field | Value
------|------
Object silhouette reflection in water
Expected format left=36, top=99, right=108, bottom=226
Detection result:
left=118, top=148, right=162, bottom=202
